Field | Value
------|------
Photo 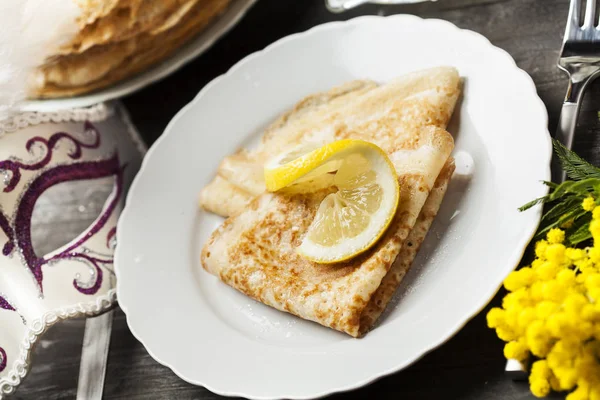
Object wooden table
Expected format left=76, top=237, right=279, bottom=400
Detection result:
left=15, top=0, right=598, bottom=398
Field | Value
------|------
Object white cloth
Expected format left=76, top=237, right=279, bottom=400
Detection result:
left=0, top=1, right=80, bottom=117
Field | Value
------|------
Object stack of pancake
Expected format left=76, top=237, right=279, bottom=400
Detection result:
left=29, top=0, right=231, bottom=98
left=199, top=67, right=461, bottom=337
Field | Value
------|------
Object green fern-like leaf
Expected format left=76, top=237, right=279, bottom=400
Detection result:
left=567, top=214, right=593, bottom=245
left=520, top=143, right=600, bottom=247
left=536, top=207, right=587, bottom=241
left=519, top=196, right=548, bottom=212
left=540, top=197, right=581, bottom=225
left=548, top=179, right=595, bottom=200
left=553, top=139, right=600, bottom=180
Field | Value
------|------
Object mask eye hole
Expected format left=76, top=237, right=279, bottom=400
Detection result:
left=30, top=177, right=114, bottom=256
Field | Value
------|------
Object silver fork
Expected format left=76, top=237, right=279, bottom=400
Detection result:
left=506, top=0, right=600, bottom=379
left=553, top=0, right=600, bottom=180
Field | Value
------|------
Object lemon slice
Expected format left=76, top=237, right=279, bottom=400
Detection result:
left=264, top=139, right=400, bottom=263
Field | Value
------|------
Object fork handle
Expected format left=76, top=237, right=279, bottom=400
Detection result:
left=552, top=101, right=580, bottom=182
left=555, top=102, right=578, bottom=151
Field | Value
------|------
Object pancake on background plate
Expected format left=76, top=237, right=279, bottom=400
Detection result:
left=29, top=0, right=231, bottom=98
left=200, top=66, right=461, bottom=337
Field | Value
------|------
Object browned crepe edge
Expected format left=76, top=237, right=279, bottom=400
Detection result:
left=358, top=159, right=456, bottom=336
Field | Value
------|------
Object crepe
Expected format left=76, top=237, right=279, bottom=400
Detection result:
left=358, top=159, right=454, bottom=334
left=74, top=0, right=122, bottom=26
left=61, top=0, right=185, bottom=55
left=200, top=66, right=460, bottom=336
left=200, top=67, right=459, bottom=217
left=30, top=0, right=230, bottom=98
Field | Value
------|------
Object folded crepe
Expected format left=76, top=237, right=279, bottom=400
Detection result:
left=30, top=0, right=231, bottom=98
left=74, top=0, right=122, bottom=26
left=201, top=66, right=460, bottom=337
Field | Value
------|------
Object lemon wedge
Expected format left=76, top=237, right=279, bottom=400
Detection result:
left=264, top=139, right=400, bottom=263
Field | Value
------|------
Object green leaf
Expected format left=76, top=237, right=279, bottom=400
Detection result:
left=570, top=178, right=600, bottom=192
left=567, top=217, right=592, bottom=245
left=540, top=197, right=580, bottom=224
left=548, top=179, right=599, bottom=201
left=535, top=207, right=588, bottom=242
left=520, top=144, right=600, bottom=247
left=519, top=196, right=548, bottom=212
left=553, top=139, right=600, bottom=180
left=547, top=181, right=577, bottom=200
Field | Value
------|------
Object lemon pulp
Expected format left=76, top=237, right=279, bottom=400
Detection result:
left=264, top=139, right=399, bottom=263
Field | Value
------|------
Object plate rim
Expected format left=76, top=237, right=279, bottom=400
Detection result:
left=115, top=14, right=552, bottom=399
left=19, top=0, right=258, bottom=113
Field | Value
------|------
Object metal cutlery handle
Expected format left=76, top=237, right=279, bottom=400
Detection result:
left=552, top=101, right=580, bottom=181
left=552, top=71, right=598, bottom=180
left=326, top=0, right=368, bottom=12
left=325, top=0, right=432, bottom=12
left=555, top=102, right=579, bottom=151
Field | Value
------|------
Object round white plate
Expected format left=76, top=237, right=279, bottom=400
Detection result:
left=115, top=15, right=551, bottom=399
left=20, top=0, right=257, bottom=113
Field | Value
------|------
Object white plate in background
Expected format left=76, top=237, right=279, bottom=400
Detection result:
left=21, top=0, right=257, bottom=112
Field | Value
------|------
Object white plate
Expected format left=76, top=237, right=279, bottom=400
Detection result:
left=115, top=15, right=551, bottom=399
left=20, top=0, right=257, bottom=113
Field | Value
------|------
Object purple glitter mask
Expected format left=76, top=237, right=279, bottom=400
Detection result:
left=0, top=103, right=144, bottom=396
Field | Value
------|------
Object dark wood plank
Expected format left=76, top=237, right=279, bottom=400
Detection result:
left=14, top=0, right=595, bottom=399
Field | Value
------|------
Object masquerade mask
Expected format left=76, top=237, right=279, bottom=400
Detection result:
left=0, top=103, right=143, bottom=396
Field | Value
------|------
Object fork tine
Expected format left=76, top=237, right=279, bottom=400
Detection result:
left=584, top=0, right=597, bottom=28
left=566, top=0, right=581, bottom=34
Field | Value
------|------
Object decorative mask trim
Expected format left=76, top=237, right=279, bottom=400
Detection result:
left=0, top=104, right=112, bottom=136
